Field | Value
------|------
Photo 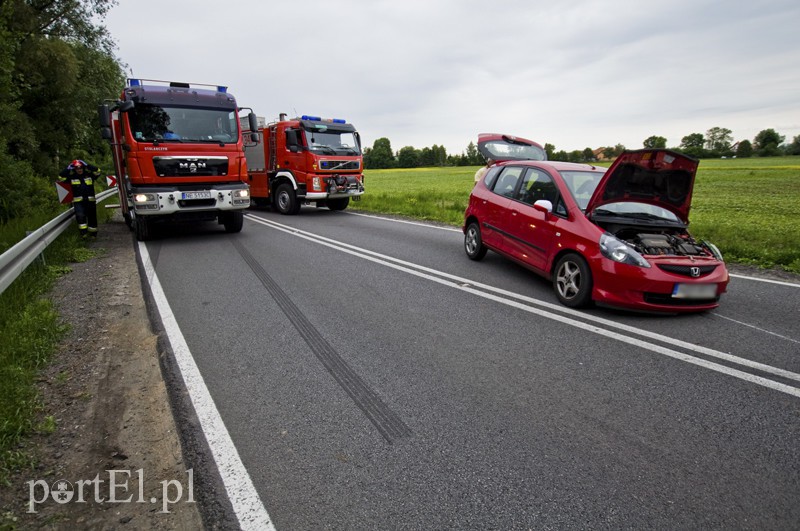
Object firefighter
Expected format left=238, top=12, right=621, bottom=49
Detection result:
left=59, top=159, right=102, bottom=237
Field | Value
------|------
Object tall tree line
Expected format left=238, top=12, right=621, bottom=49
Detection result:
left=0, top=0, right=124, bottom=223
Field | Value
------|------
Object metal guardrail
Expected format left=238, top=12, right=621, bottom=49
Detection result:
left=0, top=187, right=118, bottom=295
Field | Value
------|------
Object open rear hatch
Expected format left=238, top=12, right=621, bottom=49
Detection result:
left=477, top=133, right=547, bottom=163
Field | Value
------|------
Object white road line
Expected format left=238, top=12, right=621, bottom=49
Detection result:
left=345, top=211, right=462, bottom=232
left=138, top=242, right=275, bottom=531
left=713, top=313, right=800, bottom=344
left=729, top=273, right=800, bottom=288
left=245, top=215, right=800, bottom=398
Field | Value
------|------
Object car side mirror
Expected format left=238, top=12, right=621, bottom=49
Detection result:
left=533, top=199, right=553, bottom=214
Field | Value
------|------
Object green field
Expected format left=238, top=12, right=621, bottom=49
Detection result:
left=354, top=157, right=800, bottom=273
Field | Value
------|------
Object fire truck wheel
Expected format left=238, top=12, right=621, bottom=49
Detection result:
left=275, top=183, right=300, bottom=215
left=135, top=215, right=152, bottom=241
left=222, top=211, right=244, bottom=233
left=327, top=197, right=350, bottom=211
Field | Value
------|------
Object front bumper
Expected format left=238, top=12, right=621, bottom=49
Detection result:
left=590, top=256, right=730, bottom=313
left=130, top=183, right=250, bottom=215
left=304, top=175, right=364, bottom=200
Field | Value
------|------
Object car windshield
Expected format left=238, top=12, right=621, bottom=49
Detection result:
left=593, top=202, right=681, bottom=223
left=559, top=170, right=605, bottom=210
left=128, top=104, right=238, bottom=143
left=303, top=128, right=361, bottom=155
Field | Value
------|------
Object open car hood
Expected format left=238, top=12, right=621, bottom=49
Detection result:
left=477, top=133, right=547, bottom=162
left=586, top=149, right=698, bottom=223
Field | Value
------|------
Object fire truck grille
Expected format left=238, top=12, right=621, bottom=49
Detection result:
left=153, top=157, right=229, bottom=177
left=319, top=160, right=360, bottom=171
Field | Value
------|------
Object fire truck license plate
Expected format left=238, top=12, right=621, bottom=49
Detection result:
left=672, top=283, right=717, bottom=299
left=181, top=191, right=212, bottom=200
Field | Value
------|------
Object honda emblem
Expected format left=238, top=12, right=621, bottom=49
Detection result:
left=690, top=267, right=701, bottom=277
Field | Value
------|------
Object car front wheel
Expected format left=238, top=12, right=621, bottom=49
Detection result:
left=553, top=253, right=593, bottom=308
left=464, top=221, right=487, bottom=261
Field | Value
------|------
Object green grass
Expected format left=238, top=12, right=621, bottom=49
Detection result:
left=0, top=200, right=113, bottom=485
left=355, top=157, right=800, bottom=273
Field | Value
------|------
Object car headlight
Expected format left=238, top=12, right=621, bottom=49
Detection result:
left=701, top=240, right=724, bottom=261
left=599, top=233, right=651, bottom=268
left=232, top=189, right=249, bottom=199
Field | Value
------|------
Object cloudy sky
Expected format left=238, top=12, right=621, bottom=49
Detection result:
left=103, top=0, right=800, bottom=155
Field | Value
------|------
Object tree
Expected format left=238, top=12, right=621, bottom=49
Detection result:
left=753, top=128, right=785, bottom=157
left=582, top=147, right=595, bottom=162
left=397, top=146, right=420, bottom=168
left=786, top=135, right=800, bottom=156
left=544, top=143, right=555, bottom=160
left=363, top=137, right=395, bottom=169
left=680, top=133, right=706, bottom=158
left=736, top=139, right=753, bottom=158
left=464, top=141, right=482, bottom=165
left=643, top=135, right=667, bottom=149
left=0, top=0, right=124, bottom=222
left=705, top=127, right=733, bottom=155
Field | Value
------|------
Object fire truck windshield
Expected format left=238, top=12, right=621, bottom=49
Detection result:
left=303, top=129, right=361, bottom=156
left=128, top=104, right=238, bottom=143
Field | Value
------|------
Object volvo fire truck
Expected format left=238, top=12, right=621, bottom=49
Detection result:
left=98, top=79, right=259, bottom=240
left=244, top=114, right=364, bottom=214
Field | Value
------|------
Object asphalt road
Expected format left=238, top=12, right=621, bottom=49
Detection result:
left=141, top=206, right=800, bottom=530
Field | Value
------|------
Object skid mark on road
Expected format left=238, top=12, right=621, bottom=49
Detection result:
left=232, top=239, right=412, bottom=443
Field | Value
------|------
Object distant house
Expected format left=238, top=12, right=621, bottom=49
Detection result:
left=593, top=147, right=610, bottom=161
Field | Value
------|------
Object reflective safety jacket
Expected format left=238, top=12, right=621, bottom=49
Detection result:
left=59, top=162, right=101, bottom=202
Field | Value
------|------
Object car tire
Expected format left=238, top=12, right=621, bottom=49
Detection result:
left=464, top=221, right=487, bottom=261
left=275, top=183, right=299, bottom=215
left=135, top=215, right=151, bottom=242
left=553, top=253, right=593, bottom=308
left=222, top=211, right=244, bottom=233
left=327, top=197, right=350, bottom=211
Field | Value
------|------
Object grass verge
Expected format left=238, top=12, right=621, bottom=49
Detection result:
left=0, top=203, right=113, bottom=485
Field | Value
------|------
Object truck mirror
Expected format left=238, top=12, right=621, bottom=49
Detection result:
left=118, top=100, right=134, bottom=112
left=98, top=104, right=111, bottom=128
left=288, top=145, right=299, bottom=153
left=248, top=112, right=258, bottom=133
left=101, top=127, right=113, bottom=140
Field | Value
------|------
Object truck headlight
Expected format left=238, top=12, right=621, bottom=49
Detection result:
left=599, top=233, right=650, bottom=268
left=133, top=193, right=156, bottom=203
left=232, top=188, right=250, bottom=206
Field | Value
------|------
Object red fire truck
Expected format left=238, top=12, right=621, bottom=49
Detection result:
left=244, top=114, right=364, bottom=214
left=98, top=79, right=259, bottom=240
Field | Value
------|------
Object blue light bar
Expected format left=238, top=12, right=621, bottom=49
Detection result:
left=129, top=79, right=141, bottom=86
left=217, top=86, right=227, bottom=93
left=301, top=115, right=321, bottom=121
left=333, top=118, right=346, bottom=124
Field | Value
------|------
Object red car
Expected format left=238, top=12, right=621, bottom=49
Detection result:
left=463, top=134, right=729, bottom=312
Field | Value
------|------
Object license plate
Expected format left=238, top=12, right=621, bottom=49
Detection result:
left=181, top=191, right=212, bottom=200
left=672, top=283, right=717, bottom=299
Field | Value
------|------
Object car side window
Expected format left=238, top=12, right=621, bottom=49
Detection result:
left=554, top=196, right=568, bottom=217
left=483, top=166, right=501, bottom=189
left=490, top=166, right=524, bottom=198
left=516, top=168, right=557, bottom=206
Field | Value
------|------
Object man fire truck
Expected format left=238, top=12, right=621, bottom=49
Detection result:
left=244, top=114, right=364, bottom=214
left=98, top=79, right=259, bottom=240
